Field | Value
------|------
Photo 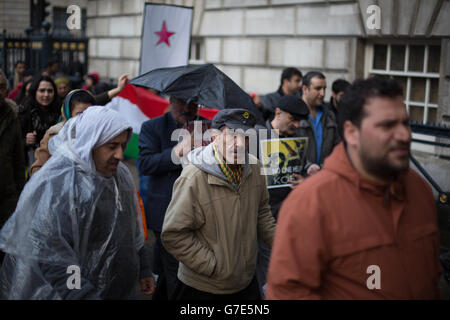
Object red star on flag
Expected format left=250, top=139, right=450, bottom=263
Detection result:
left=155, top=21, right=175, bottom=46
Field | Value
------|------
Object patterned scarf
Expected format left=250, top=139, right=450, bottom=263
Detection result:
left=213, top=144, right=244, bottom=186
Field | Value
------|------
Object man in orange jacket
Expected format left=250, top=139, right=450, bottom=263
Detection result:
left=266, top=77, right=442, bottom=299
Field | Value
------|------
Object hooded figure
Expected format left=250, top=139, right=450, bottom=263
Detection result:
left=0, top=106, right=150, bottom=299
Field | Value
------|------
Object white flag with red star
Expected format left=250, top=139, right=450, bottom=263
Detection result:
left=140, top=4, right=193, bottom=75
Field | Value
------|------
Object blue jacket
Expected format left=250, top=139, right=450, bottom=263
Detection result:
left=138, top=112, right=182, bottom=232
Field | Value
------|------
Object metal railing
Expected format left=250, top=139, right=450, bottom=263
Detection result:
left=0, top=28, right=88, bottom=85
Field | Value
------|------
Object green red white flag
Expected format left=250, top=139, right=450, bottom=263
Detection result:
left=107, top=83, right=220, bottom=159
left=107, top=83, right=170, bottom=159
left=140, top=4, right=193, bottom=74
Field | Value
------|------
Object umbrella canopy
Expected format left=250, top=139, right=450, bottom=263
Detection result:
left=129, top=64, right=263, bottom=124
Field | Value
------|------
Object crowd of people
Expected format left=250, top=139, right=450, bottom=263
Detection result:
left=0, top=59, right=443, bottom=300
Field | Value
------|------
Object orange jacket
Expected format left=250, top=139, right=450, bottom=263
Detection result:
left=266, top=142, right=442, bottom=299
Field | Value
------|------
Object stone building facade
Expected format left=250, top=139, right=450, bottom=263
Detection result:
left=86, top=0, right=450, bottom=126
left=0, top=0, right=29, bottom=35
left=85, top=0, right=450, bottom=192
left=1, top=0, right=449, bottom=188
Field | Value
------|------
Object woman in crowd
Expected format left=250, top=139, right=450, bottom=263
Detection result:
left=29, top=89, right=96, bottom=176
left=19, top=75, right=61, bottom=168
left=29, top=74, right=129, bottom=176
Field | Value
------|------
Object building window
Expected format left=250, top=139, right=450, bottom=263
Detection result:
left=367, top=43, right=441, bottom=124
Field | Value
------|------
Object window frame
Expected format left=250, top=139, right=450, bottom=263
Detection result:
left=365, top=40, right=441, bottom=124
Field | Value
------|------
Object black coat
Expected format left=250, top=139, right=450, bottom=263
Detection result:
left=138, top=112, right=182, bottom=232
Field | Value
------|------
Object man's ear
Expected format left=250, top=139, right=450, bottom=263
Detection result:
left=343, top=120, right=359, bottom=148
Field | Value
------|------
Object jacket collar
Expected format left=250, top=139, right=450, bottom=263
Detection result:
left=276, top=86, right=285, bottom=96
left=0, top=100, right=16, bottom=137
left=188, top=143, right=252, bottom=191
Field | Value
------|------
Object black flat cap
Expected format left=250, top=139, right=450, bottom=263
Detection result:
left=212, top=108, right=257, bottom=131
left=277, top=95, right=309, bottom=120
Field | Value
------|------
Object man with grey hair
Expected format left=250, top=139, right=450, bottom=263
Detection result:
left=0, top=69, right=25, bottom=265
left=162, top=109, right=276, bottom=300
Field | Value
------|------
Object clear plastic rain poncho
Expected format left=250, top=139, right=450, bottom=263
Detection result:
left=0, top=106, right=145, bottom=299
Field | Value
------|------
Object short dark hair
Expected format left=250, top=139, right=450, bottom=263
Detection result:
left=332, top=79, right=350, bottom=94
left=337, top=77, right=404, bottom=141
left=302, top=71, right=326, bottom=88
left=280, top=67, right=303, bottom=86
left=69, top=90, right=96, bottom=111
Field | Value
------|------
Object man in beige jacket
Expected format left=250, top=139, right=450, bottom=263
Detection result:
left=161, top=109, right=276, bottom=300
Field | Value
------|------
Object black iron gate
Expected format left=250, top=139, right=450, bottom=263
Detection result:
left=0, top=28, right=88, bottom=86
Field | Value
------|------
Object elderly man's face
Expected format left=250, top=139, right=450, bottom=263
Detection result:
left=0, top=75, right=7, bottom=105
left=213, top=126, right=249, bottom=165
left=92, top=130, right=129, bottom=178
left=276, top=110, right=301, bottom=137
left=170, top=98, right=198, bottom=125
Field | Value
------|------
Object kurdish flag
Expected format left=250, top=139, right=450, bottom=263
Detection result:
left=107, top=83, right=220, bottom=159
left=140, top=4, right=193, bottom=74
left=107, top=83, right=170, bottom=159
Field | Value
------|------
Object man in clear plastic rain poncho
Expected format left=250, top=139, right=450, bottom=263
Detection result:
left=0, top=106, right=154, bottom=299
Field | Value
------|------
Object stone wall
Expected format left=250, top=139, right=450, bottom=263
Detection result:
left=86, top=0, right=146, bottom=80
left=0, top=0, right=29, bottom=34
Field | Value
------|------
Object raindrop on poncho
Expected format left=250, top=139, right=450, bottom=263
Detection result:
left=0, top=106, right=145, bottom=299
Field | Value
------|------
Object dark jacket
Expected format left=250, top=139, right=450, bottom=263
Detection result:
left=0, top=99, right=25, bottom=226
left=260, top=88, right=284, bottom=120
left=138, top=112, right=182, bottom=232
left=324, top=99, right=338, bottom=120
left=297, top=105, right=340, bottom=168
left=19, top=101, right=60, bottom=153
left=255, top=119, right=306, bottom=221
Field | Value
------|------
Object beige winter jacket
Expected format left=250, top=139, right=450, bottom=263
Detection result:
left=161, top=143, right=276, bottom=294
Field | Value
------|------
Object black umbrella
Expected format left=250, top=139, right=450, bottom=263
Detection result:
left=129, top=64, right=263, bottom=124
